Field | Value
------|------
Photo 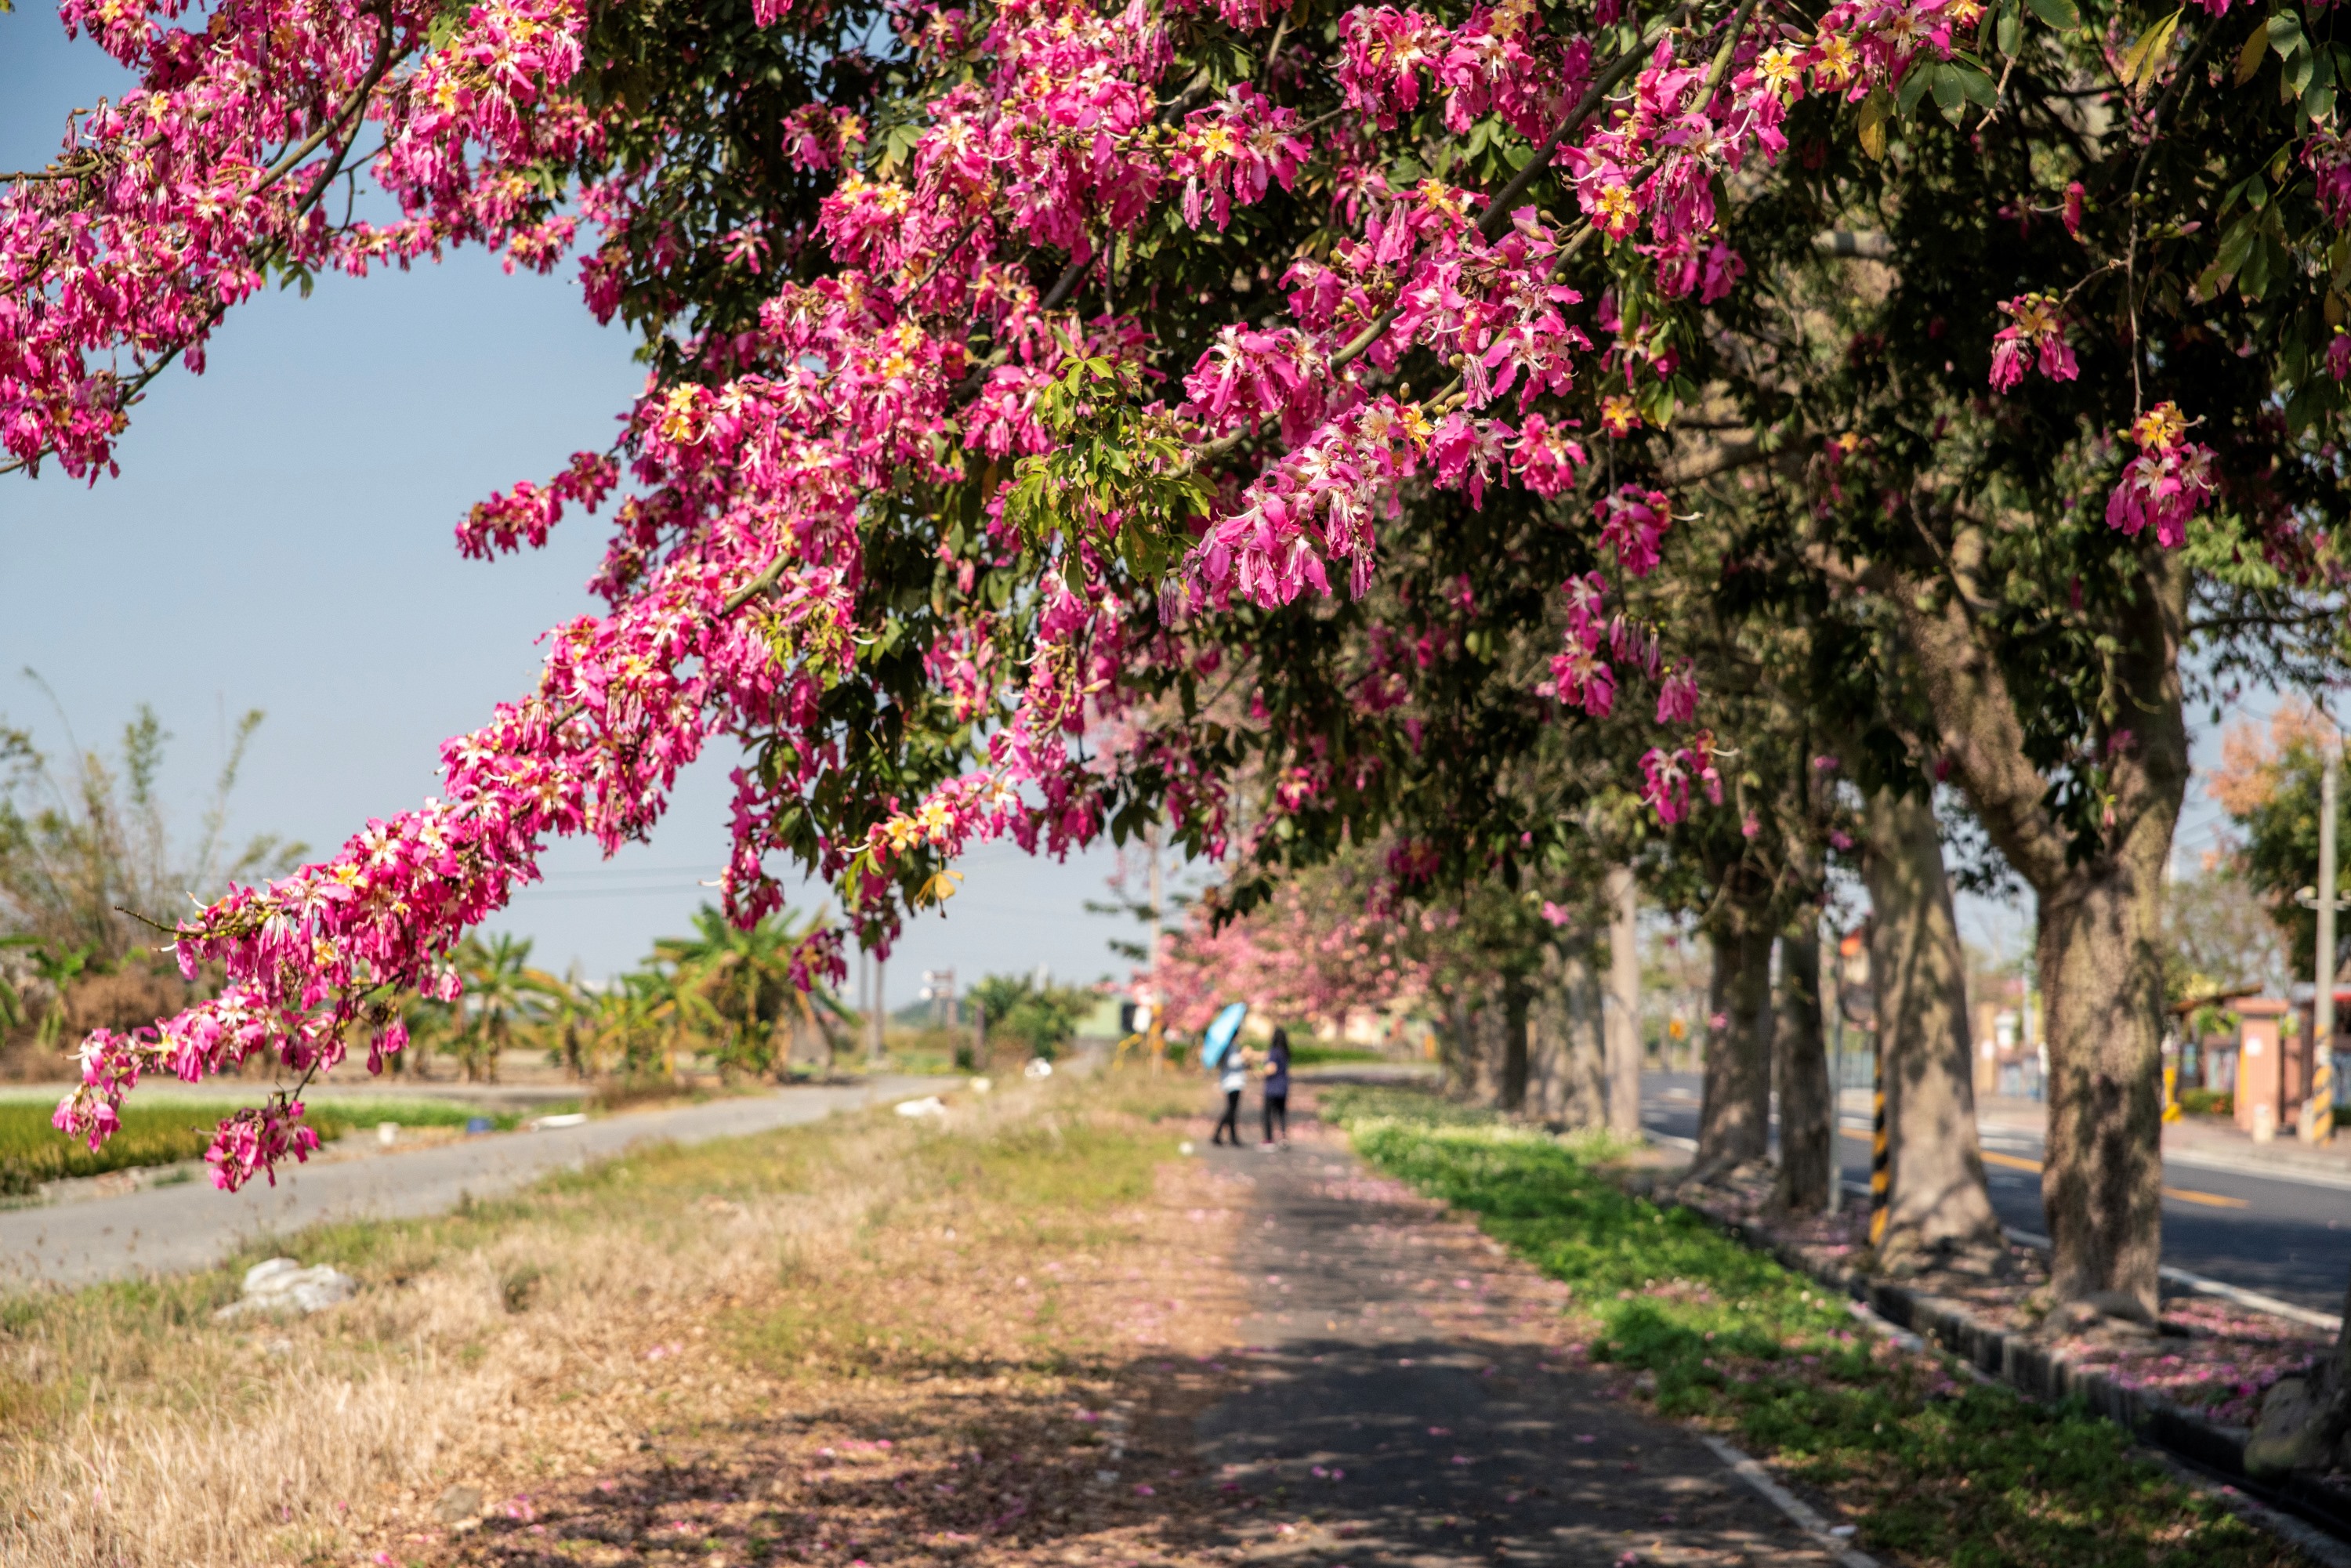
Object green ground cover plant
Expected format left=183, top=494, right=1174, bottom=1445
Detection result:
left=0, top=1098, right=565, bottom=1194
left=1286, top=1044, right=1388, bottom=1067
left=1320, top=1085, right=2295, bottom=1568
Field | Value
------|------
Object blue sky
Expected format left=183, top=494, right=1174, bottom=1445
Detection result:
left=0, top=10, right=1143, bottom=1000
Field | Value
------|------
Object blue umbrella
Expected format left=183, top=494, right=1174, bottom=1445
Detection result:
left=1201, top=1002, right=1249, bottom=1068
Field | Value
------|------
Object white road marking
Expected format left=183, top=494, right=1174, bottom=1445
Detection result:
left=1698, top=1436, right=1882, bottom=1568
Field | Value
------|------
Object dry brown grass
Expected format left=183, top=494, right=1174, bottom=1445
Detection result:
left=0, top=1074, right=1243, bottom=1568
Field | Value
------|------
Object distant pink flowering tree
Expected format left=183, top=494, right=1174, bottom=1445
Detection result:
left=1150, top=857, right=1432, bottom=1035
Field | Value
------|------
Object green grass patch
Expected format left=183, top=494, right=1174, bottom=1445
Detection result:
left=0, top=1098, right=568, bottom=1194
left=1287, top=1044, right=1389, bottom=1066
left=1320, top=1086, right=2293, bottom=1568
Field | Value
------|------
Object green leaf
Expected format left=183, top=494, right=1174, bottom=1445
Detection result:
left=2241, top=230, right=2276, bottom=299
left=2288, top=38, right=2318, bottom=96
left=2025, top=0, right=2080, bottom=30
left=2121, top=9, right=2182, bottom=96
left=1998, top=6, right=2023, bottom=53
left=2269, top=12, right=2307, bottom=57
left=1931, top=66, right=1968, bottom=119
left=2237, top=20, right=2271, bottom=84
left=1953, top=63, right=2000, bottom=107
left=1897, top=64, right=1936, bottom=117
left=2214, top=214, right=2259, bottom=276
left=2287, top=374, right=2338, bottom=433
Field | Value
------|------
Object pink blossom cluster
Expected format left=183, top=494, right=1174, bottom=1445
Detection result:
left=2105, top=401, right=2217, bottom=549
left=1987, top=292, right=2078, bottom=392
left=20, top=0, right=1997, bottom=1181
left=4, top=0, right=596, bottom=480
left=1640, top=733, right=1723, bottom=826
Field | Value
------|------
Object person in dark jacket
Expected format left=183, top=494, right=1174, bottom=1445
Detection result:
left=1262, top=1027, right=1291, bottom=1146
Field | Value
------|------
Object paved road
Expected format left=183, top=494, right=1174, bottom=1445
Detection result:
left=1642, top=1072, right=2351, bottom=1313
left=1190, top=1124, right=1857, bottom=1566
left=0, top=1077, right=933, bottom=1290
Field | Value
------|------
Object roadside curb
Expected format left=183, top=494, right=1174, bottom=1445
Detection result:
left=1660, top=1190, right=2351, bottom=1550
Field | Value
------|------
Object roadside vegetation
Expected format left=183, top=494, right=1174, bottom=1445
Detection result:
left=1321, top=1085, right=2298, bottom=1568
left=0, top=1074, right=1227, bottom=1568
left=0, top=1098, right=573, bottom=1195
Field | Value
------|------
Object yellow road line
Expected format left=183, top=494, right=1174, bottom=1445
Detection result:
left=1841, top=1130, right=2248, bottom=1208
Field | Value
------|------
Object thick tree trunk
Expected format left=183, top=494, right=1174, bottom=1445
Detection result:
left=1603, top=866, right=1643, bottom=1135
left=1563, top=943, right=1609, bottom=1128
left=2038, top=831, right=2172, bottom=1316
left=1527, top=958, right=1567, bottom=1121
left=1861, top=788, right=2003, bottom=1265
left=1442, top=996, right=1480, bottom=1097
left=1694, top=925, right=1773, bottom=1180
left=1774, top=922, right=1832, bottom=1213
left=1498, top=976, right=1531, bottom=1111
left=1881, top=534, right=2189, bottom=1313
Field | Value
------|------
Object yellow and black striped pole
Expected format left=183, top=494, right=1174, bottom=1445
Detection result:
left=1868, top=1034, right=1890, bottom=1246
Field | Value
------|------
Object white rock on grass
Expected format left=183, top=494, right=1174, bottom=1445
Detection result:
left=214, top=1257, right=358, bottom=1320
left=894, top=1095, right=948, bottom=1120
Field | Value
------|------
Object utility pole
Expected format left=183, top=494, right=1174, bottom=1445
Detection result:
left=1146, top=819, right=1165, bottom=961
left=1826, top=921, right=1843, bottom=1217
left=2321, top=732, right=2339, bottom=1099
left=1602, top=866, right=1642, bottom=1135
left=869, top=953, right=887, bottom=1063
left=921, top=969, right=958, bottom=1029
left=2300, top=719, right=2341, bottom=1143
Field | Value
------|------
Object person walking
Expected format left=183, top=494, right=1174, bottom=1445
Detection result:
left=1262, top=1027, right=1291, bottom=1146
left=1212, top=1044, right=1249, bottom=1146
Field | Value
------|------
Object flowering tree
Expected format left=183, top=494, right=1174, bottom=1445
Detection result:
left=9, top=0, right=2344, bottom=1232
left=1665, top=13, right=2351, bottom=1314
left=1151, top=850, right=1433, bottom=1034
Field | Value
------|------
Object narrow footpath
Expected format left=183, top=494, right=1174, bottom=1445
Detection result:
left=0, top=1076, right=929, bottom=1288
left=1186, top=1098, right=1853, bottom=1568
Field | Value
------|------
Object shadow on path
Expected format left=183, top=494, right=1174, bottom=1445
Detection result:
left=1190, top=1108, right=1846, bottom=1567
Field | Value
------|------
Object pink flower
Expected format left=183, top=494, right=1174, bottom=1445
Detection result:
left=1596, top=486, right=1672, bottom=578
left=1987, top=293, right=2076, bottom=393
left=2105, top=402, right=2215, bottom=549
left=1655, top=670, right=1698, bottom=725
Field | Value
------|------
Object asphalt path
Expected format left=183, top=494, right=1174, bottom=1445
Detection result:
left=0, top=1076, right=933, bottom=1291
left=1194, top=1126, right=1857, bottom=1566
left=1642, top=1071, right=2351, bottom=1314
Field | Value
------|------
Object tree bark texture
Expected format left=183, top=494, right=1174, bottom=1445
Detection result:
left=1527, top=958, right=1567, bottom=1121
left=1498, top=975, right=1531, bottom=1112
left=2036, top=835, right=2172, bottom=1312
left=1774, top=921, right=1833, bottom=1213
left=1694, top=925, right=1773, bottom=1179
left=1861, top=787, right=2001, bottom=1260
left=2246, top=1273, right=2351, bottom=1476
left=1563, top=943, right=1610, bottom=1128
left=1442, top=997, right=1481, bottom=1099
left=1885, top=537, right=2187, bottom=1313
left=1603, top=866, right=1644, bottom=1135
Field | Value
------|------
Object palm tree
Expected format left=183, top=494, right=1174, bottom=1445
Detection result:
left=656, top=904, right=848, bottom=1079
left=603, top=963, right=709, bottom=1079
left=450, top=932, right=563, bottom=1082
